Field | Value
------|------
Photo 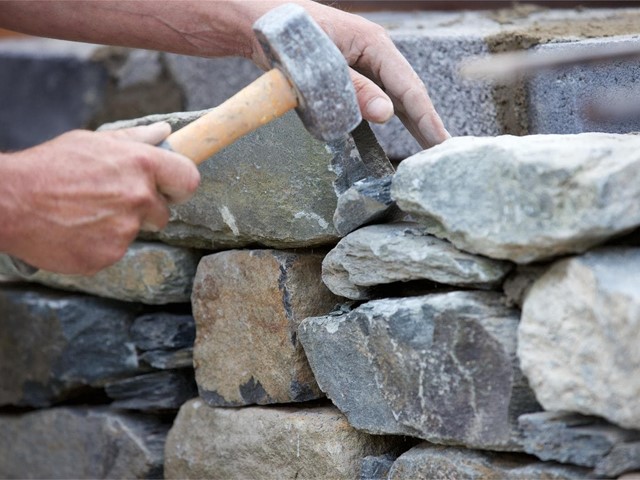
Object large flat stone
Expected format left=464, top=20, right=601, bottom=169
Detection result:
left=0, top=242, right=202, bottom=304
left=392, top=133, right=640, bottom=263
left=0, top=407, right=168, bottom=479
left=519, top=247, right=640, bottom=430
left=0, top=285, right=142, bottom=407
left=299, top=291, right=539, bottom=450
left=164, top=399, right=401, bottom=480
left=105, top=370, right=197, bottom=411
left=192, top=250, right=340, bottom=406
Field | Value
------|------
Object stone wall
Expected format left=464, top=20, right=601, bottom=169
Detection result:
left=2, top=6, right=640, bottom=479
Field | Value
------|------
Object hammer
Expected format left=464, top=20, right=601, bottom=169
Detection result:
left=162, top=3, right=362, bottom=164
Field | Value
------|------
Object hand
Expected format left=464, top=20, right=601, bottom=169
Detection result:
left=0, top=123, right=200, bottom=275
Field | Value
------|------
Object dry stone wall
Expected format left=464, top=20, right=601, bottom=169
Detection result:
left=1, top=6, right=640, bottom=480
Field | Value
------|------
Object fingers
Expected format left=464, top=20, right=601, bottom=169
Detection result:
left=350, top=68, right=394, bottom=124
left=104, top=121, right=172, bottom=145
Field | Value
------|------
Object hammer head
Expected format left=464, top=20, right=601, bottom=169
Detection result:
left=253, top=4, right=362, bottom=142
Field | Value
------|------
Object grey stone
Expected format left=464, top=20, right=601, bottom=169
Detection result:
left=503, top=264, right=549, bottom=308
left=165, top=399, right=401, bottom=480
left=360, top=454, right=399, bottom=480
left=192, top=250, right=340, bottom=406
left=300, top=291, right=539, bottom=450
left=333, top=176, right=402, bottom=236
left=0, top=407, right=167, bottom=479
left=0, top=242, right=202, bottom=304
left=392, top=133, right=640, bottom=263
left=130, top=313, right=195, bottom=351
left=322, top=222, right=513, bottom=300
left=105, top=370, right=197, bottom=411
left=519, top=411, right=640, bottom=469
left=595, top=442, right=640, bottom=478
left=519, top=247, right=640, bottom=430
left=0, top=285, right=143, bottom=407
left=388, top=443, right=590, bottom=480
left=100, top=113, right=393, bottom=249
left=139, top=348, right=193, bottom=370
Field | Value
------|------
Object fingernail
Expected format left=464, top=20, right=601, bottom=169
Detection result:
left=366, top=97, right=394, bottom=123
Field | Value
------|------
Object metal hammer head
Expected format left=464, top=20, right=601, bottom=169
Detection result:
left=253, top=4, right=362, bottom=142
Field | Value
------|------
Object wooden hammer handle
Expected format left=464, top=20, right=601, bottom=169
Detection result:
left=165, top=68, right=298, bottom=165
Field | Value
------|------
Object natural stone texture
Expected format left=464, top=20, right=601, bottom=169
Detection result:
left=130, top=312, right=195, bottom=351
left=519, top=411, right=640, bottom=476
left=503, top=264, right=549, bottom=308
left=333, top=176, right=402, bottom=236
left=0, top=407, right=168, bottom=479
left=105, top=370, right=197, bottom=411
left=360, top=454, right=399, bottom=480
left=165, top=399, right=400, bottom=480
left=192, top=250, right=340, bottom=406
left=101, top=113, right=393, bottom=250
left=388, top=443, right=589, bottom=480
left=299, top=291, right=539, bottom=450
left=0, top=242, right=202, bottom=304
left=322, top=222, right=513, bottom=300
left=0, top=285, right=142, bottom=407
left=392, top=133, right=640, bottom=263
left=519, top=247, right=640, bottom=430
left=139, top=348, right=193, bottom=370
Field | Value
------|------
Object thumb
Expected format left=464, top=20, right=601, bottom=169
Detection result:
left=102, top=122, right=172, bottom=145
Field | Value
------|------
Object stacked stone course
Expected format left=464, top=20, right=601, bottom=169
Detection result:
left=1, top=5, right=640, bottom=479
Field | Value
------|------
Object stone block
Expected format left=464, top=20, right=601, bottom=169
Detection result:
left=322, top=222, right=513, bottom=300
left=388, top=443, right=589, bottom=479
left=192, top=249, right=341, bottom=406
left=0, top=242, right=202, bottom=304
left=130, top=312, right=195, bottom=351
left=299, top=291, right=540, bottom=450
left=164, top=399, right=401, bottom=480
left=105, top=370, right=197, bottom=411
left=393, top=133, right=640, bottom=263
left=0, top=407, right=168, bottom=479
left=519, top=247, right=640, bottom=430
left=0, top=285, right=143, bottom=407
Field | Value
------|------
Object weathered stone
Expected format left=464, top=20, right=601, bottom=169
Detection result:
left=0, top=407, right=168, bottom=479
left=192, top=250, right=340, bottom=406
left=0, top=242, right=202, bottom=304
left=165, top=399, right=401, bottom=480
left=139, top=348, right=193, bottom=370
left=105, top=370, right=197, bottom=411
left=130, top=312, right=195, bottom=351
left=360, top=454, right=399, bottom=480
left=388, top=443, right=590, bottom=480
left=300, top=291, right=539, bottom=450
left=392, top=134, right=640, bottom=263
left=520, top=411, right=640, bottom=468
left=100, top=113, right=393, bottom=250
left=322, top=222, right=513, bottom=300
left=0, top=285, right=142, bottom=407
left=595, top=442, right=640, bottom=478
left=503, top=264, right=549, bottom=308
left=519, top=247, right=640, bottom=430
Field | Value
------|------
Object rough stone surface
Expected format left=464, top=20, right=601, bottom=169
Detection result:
left=101, top=113, right=393, bottom=250
left=503, top=264, right=549, bottom=308
left=165, top=399, right=401, bottom=480
left=388, top=443, right=589, bottom=480
left=300, top=291, right=539, bottom=450
left=0, top=407, right=168, bottom=479
left=0, top=285, right=142, bottom=407
left=0, top=242, right=202, bottom=304
left=519, top=411, right=640, bottom=474
left=130, top=312, right=195, bottom=351
left=393, top=133, right=640, bottom=263
left=105, top=370, right=197, bottom=411
left=192, top=250, right=340, bottom=406
left=360, top=454, right=399, bottom=480
left=322, top=222, right=513, bottom=300
left=519, top=247, right=640, bottom=430
left=595, top=442, right=640, bottom=478
left=139, top=348, right=193, bottom=370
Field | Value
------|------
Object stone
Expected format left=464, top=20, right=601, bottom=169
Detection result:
left=0, top=242, right=202, bottom=304
left=519, top=411, right=640, bottom=468
left=322, top=222, right=513, bottom=300
left=0, top=407, right=168, bottom=479
left=299, top=291, right=540, bottom=450
left=100, top=113, right=393, bottom=250
left=503, top=264, right=549, bottom=308
left=360, top=454, right=400, bottom=480
left=0, top=285, right=143, bottom=407
left=139, top=348, right=193, bottom=370
left=392, top=133, right=640, bottom=263
left=333, top=176, right=402, bottom=236
left=105, top=370, right=197, bottom=411
left=165, top=399, right=401, bottom=480
left=130, top=312, right=195, bottom=351
left=192, top=250, right=341, bottom=406
left=388, top=443, right=589, bottom=479
left=595, top=442, right=640, bottom=478
left=519, top=247, right=640, bottom=430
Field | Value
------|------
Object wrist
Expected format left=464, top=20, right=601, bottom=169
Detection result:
left=0, top=151, right=30, bottom=256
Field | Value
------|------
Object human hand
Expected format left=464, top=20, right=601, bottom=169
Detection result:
left=0, top=123, right=200, bottom=275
